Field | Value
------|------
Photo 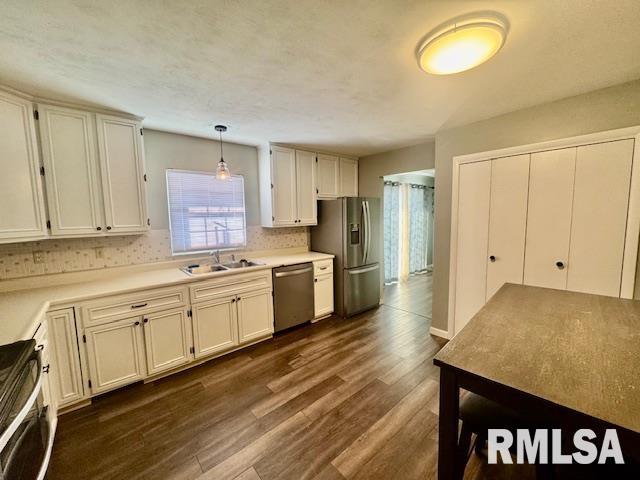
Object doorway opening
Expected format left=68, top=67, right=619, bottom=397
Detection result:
left=382, top=169, right=434, bottom=319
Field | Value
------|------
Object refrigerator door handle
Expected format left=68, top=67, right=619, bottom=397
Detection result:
left=347, top=264, right=379, bottom=275
left=363, top=200, right=371, bottom=264
left=366, top=200, right=372, bottom=261
left=361, top=200, right=368, bottom=264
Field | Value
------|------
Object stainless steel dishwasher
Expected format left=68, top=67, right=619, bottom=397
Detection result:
left=272, top=263, right=314, bottom=332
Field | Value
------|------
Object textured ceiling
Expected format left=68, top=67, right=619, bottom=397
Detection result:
left=1, top=1, right=640, bottom=156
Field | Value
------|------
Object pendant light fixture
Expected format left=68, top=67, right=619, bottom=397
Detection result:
left=214, top=125, right=230, bottom=180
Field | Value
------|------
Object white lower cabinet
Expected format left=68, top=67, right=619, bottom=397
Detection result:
left=237, top=289, right=273, bottom=343
left=314, top=273, right=334, bottom=318
left=142, top=307, right=192, bottom=375
left=47, top=309, right=84, bottom=408
left=84, top=317, right=147, bottom=394
left=192, top=295, right=239, bottom=358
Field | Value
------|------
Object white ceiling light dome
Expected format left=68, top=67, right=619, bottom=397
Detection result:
left=417, top=14, right=508, bottom=75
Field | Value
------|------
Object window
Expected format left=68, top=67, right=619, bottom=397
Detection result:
left=166, top=169, right=246, bottom=254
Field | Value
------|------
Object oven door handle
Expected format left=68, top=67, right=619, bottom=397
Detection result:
left=0, top=350, right=43, bottom=452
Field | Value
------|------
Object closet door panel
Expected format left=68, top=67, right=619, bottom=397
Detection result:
left=523, top=148, right=576, bottom=290
left=454, top=161, right=491, bottom=334
left=566, top=140, right=634, bottom=296
left=486, top=154, right=530, bottom=300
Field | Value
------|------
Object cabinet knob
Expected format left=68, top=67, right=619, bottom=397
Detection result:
left=42, top=364, right=50, bottom=374
left=489, top=255, right=496, bottom=262
left=231, top=298, right=236, bottom=303
left=237, top=297, right=241, bottom=302
left=96, top=226, right=102, bottom=231
left=134, top=321, right=140, bottom=326
left=36, top=344, right=44, bottom=351
left=106, top=226, right=112, bottom=230
left=556, top=261, right=565, bottom=270
left=314, top=278, right=318, bottom=283
left=143, top=318, right=149, bottom=323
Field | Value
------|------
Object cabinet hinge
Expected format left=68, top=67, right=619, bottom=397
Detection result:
left=187, top=309, right=192, bottom=317
left=190, top=346, right=195, bottom=354
left=143, top=173, right=147, bottom=182
left=40, top=166, right=45, bottom=176
left=147, top=218, right=151, bottom=226
left=140, top=128, right=143, bottom=136
left=272, top=216, right=275, bottom=221
left=88, top=379, right=92, bottom=389
left=46, top=220, right=51, bottom=229
left=316, top=188, right=319, bottom=194
left=33, top=110, right=39, bottom=120
left=82, top=334, right=86, bottom=343
left=270, top=183, right=273, bottom=189
left=269, top=149, right=272, bottom=155
left=315, top=156, right=318, bottom=163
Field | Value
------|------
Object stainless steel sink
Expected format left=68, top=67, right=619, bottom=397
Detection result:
left=222, top=259, right=264, bottom=269
left=181, top=264, right=229, bottom=275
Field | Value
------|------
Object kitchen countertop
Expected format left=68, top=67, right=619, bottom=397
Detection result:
left=0, top=251, right=334, bottom=343
left=434, top=283, right=640, bottom=434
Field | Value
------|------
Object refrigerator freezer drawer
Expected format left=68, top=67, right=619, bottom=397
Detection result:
left=343, top=264, right=380, bottom=317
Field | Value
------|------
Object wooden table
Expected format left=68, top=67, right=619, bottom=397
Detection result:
left=433, top=283, right=640, bottom=479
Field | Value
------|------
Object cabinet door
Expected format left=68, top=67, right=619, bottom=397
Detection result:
left=236, top=290, right=273, bottom=343
left=48, top=309, right=84, bottom=407
left=339, top=158, right=358, bottom=197
left=39, top=105, right=103, bottom=235
left=314, top=273, right=334, bottom=318
left=567, top=140, right=634, bottom=297
left=143, top=307, right=192, bottom=375
left=270, top=146, right=297, bottom=226
left=485, top=154, right=530, bottom=300
left=295, top=150, right=317, bottom=225
left=317, top=154, right=339, bottom=198
left=454, top=161, right=491, bottom=334
left=85, top=317, right=146, bottom=394
left=192, top=295, right=238, bottom=358
left=524, top=148, right=576, bottom=290
left=0, top=91, right=47, bottom=242
left=96, top=114, right=148, bottom=233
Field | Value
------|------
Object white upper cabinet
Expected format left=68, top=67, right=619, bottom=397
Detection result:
left=316, top=154, right=339, bottom=198
left=39, top=105, right=103, bottom=235
left=96, top=114, right=148, bottom=233
left=0, top=91, right=47, bottom=242
left=295, top=150, right=317, bottom=225
left=339, top=157, right=358, bottom=197
left=269, top=146, right=298, bottom=226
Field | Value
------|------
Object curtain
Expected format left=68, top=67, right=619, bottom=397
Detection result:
left=383, top=182, right=400, bottom=284
left=408, top=185, right=429, bottom=274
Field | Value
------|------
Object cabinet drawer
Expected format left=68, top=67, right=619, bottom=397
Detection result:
left=190, top=270, right=272, bottom=304
left=79, top=286, right=188, bottom=327
left=313, top=259, right=333, bottom=276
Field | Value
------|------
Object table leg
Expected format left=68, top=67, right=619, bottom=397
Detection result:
left=438, top=367, right=460, bottom=480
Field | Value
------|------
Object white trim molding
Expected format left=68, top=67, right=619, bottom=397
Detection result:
left=429, top=326, right=451, bottom=340
left=447, top=125, right=640, bottom=339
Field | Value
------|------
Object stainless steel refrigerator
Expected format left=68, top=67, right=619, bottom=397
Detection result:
left=311, top=197, right=381, bottom=317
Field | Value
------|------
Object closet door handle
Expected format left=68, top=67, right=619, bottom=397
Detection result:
left=489, top=255, right=496, bottom=262
left=555, top=261, right=565, bottom=270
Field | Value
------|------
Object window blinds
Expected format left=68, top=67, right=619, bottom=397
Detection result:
left=166, top=169, right=246, bottom=254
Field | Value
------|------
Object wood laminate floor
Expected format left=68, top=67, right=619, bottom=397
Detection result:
left=49, top=303, right=534, bottom=480
left=383, top=273, right=433, bottom=319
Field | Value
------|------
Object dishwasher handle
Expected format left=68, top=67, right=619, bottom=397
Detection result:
left=274, top=266, right=313, bottom=278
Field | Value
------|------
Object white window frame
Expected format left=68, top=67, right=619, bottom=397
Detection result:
left=166, top=169, right=247, bottom=255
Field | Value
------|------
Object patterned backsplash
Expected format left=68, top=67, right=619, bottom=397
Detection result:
left=0, top=227, right=309, bottom=280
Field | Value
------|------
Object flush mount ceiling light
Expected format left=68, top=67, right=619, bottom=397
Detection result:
left=214, top=125, right=230, bottom=180
left=417, top=15, right=507, bottom=75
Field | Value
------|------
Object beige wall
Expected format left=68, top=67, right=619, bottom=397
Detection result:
left=144, top=129, right=262, bottom=228
left=432, top=79, right=640, bottom=331
left=359, top=141, right=435, bottom=198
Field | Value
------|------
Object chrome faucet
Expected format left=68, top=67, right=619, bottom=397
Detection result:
left=210, top=249, right=221, bottom=264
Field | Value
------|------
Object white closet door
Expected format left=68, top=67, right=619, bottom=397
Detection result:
left=486, top=154, right=530, bottom=300
left=524, top=148, right=576, bottom=290
left=270, top=146, right=297, bottom=226
left=39, top=105, right=103, bottom=235
left=454, top=161, right=491, bottom=334
left=96, top=114, right=148, bottom=233
left=566, top=140, right=634, bottom=297
left=295, top=150, right=317, bottom=225
left=0, top=92, right=47, bottom=242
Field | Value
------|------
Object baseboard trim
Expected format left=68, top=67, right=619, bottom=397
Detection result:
left=429, top=326, right=451, bottom=340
